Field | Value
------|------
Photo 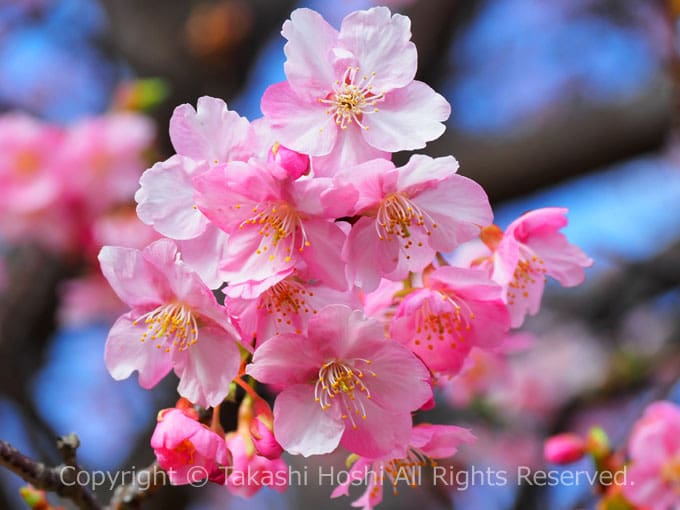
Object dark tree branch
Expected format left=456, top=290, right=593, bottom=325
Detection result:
left=0, top=435, right=100, bottom=510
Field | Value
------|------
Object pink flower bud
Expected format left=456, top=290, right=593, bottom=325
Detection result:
left=268, top=142, right=309, bottom=180
left=544, top=433, right=585, bottom=465
left=250, top=415, right=283, bottom=459
left=151, top=408, right=230, bottom=485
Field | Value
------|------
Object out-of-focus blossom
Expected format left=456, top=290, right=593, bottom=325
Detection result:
left=544, top=433, right=586, bottom=465
left=622, top=401, right=680, bottom=510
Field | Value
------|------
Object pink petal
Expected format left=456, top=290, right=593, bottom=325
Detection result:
left=362, top=81, right=450, bottom=152
left=343, top=216, right=399, bottom=292
left=246, top=333, right=322, bottom=386
left=338, top=7, right=416, bottom=91
left=175, top=225, right=228, bottom=289
left=412, top=174, right=493, bottom=251
left=411, top=424, right=476, bottom=458
left=430, top=266, right=505, bottom=302
left=354, top=340, right=432, bottom=412
left=526, top=232, right=592, bottom=286
left=169, top=96, right=250, bottom=164
left=397, top=154, right=459, bottom=192
left=98, top=245, right=167, bottom=308
left=312, top=124, right=389, bottom=177
left=104, top=314, right=173, bottom=388
left=135, top=156, right=209, bottom=240
left=174, top=325, right=241, bottom=407
left=261, top=81, right=338, bottom=156
left=339, top=398, right=412, bottom=458
left=335, top=158, right=397, bottom=213
left=299, top=219, right=349, bottom=291
left=281, top=8, right=339, bottom=99
left=273, top=384, right=345, bottom=456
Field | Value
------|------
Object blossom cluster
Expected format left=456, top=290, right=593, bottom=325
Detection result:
left=98, top=6, right=593, bottom=507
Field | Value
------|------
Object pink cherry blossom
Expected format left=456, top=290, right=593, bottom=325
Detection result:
left=440, top=346, right=509, bottom=407
left=57, top=112, right=155, bottom=215
left=246, top=304, right=432, bottom=458
left=194, top=158, right=356, bottom=292
left=473, top=208, right=593, bottom=327
left=339, top=155, right=493, bottom=291
left=137, top=98, right=251, bottom=233
left=151, top=408, right=230, bottom=486
left=0, top=113, right=63, bottom=214
left=331, top=423, right=475, bottom=510
left=622, top=401, right=680, bottom=510
left=98, top=238, right=242, bottom=407
left=391, top=266, right=510, bottom=376
left=261, top=7, right=450, bottom=174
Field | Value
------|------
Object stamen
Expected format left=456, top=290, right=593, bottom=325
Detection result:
left=506, top=246, right=547, bottom=305
left=314, top=359, right=376, bottom=428
left=412, top=292, right=475, bottom=350
left=239, top=201, right=310, bottom=261
left=319, top=67, right=385, bottom=130
left=134, top=302, right=199, bottom=352
left=375, top=192, right=436, bottom=242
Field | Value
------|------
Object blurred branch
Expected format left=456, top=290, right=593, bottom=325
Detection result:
left=0, top=435, right=100, bottom=510
left=428, top=79, right=672, bottom=202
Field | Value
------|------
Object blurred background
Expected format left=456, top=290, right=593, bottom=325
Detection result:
left=0, top=0, right=679, bottom=509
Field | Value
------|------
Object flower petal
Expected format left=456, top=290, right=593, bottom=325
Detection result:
left=104, top=313, right=173, bottom=388
left=273, top=384, right=344, bottom=457
left=338, top=7, right=417, bottom=91
left=174, top=325, right=241, bottom=407
left=135, top=156, right=209, bottom=240
left=281, top=8, right=339, bottom=99
left=98, top=245, right=167, bottom=308
left=169, top=96, right=250, bottom=163
left=362, top=81, right=450, bottom=152
left=261, top=81, right=338, bottom=156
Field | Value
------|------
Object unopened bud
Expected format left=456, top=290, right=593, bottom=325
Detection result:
left=544, top=433, right=585, bottom=464
left=268, top=142, right=310, bottom=180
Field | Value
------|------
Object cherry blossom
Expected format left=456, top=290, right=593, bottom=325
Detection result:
left=339, top=155, right=493, bottom=291
left=331, top=424, right=475, bottom=510
left=99, top=238, right=242, bottom=407
left=261, top=7, right=450, bottom=174
left=246, top=305, right=432, bottom=458
left=622, top=401, right=680, bottom=510
left=391, top=266, right=510, bottom=376
left=472, top=208, right=593, bottom=327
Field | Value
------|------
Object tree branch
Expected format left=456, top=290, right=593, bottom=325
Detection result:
left=0, top=436, right=100, bottom=510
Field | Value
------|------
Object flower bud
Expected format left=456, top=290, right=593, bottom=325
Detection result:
left=268, top=142, right=309, bottom=180
left=544, top=433, right=585, bottom=464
